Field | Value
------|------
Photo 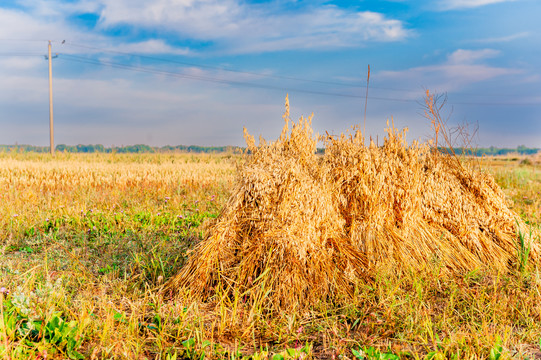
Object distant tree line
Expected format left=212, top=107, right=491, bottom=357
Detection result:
left=440, top=145, right=540, bottom=156
left=0, top=144, right=242, bottom=154
left=0, top=144, right=538, bottom=156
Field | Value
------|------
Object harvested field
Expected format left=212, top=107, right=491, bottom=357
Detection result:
left=1, top=101, right=540, bottom=359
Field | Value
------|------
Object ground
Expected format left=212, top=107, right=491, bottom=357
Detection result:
left=0, top=152, right=540, bottom=359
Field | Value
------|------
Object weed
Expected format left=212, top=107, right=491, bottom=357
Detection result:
left=489, top=336, right=503, bottom=360
left=1, top=286, right=85, bottom=359
left=352, top=346, right=400, bottom=360
left=517, top=220, right=533, bottom=273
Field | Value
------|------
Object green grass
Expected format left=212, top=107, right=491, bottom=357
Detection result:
left=1, top=153, right=540, bottom=359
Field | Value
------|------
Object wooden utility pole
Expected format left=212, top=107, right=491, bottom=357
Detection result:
left=48, top=40, right=54, bottom=155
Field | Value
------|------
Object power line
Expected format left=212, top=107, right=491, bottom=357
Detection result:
left=60, top=53, right=421, bottom=102
left=0, top=39, right=536, bottom=106
left=62, top=42, right=527, bottom=99
left=64, top=41, right=433, bottom=94
left=58, top=54, right=541, bottom=106
left=0, top=53, right=44, bottom=56
left=0, top=39, right=532, bottom=100
left=0, top=38, right=51, bottom=42
left=0, top=39, right=532, bottom=101
left=63, top=42, right=373, bottom=89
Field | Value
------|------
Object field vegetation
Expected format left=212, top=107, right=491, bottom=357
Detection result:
left=1, top=138, right=540, bottom=358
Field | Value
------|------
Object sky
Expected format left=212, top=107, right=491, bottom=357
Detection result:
left=0, top=0, right=540, bottom=148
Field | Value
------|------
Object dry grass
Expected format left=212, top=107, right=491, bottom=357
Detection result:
left=487, top=158, right=541, bottom=227
left=0, top=152, right=235, bottom=242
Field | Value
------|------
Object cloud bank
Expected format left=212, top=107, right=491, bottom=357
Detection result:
left=95, top=0, right=411, bottom=53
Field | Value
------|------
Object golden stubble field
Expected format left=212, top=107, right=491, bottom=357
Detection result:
left=0, top=150, right=540, bottom=359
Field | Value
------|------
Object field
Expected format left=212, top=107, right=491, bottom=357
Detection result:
left=1, top=151, right=540, bottom=359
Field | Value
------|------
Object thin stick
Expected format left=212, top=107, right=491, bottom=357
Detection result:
left=363, top=65, right=370, bottom=140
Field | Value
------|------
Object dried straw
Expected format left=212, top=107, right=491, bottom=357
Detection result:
left=166, top=96, right=540, bottom=310
left=326, top=121, right=539, bottom=275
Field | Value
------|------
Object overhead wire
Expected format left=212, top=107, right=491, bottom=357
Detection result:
left=63, top=41, right=376, bottom=90
left=0, top=53, right=44, bottom=56
left=59, top=53, right=419, bottom=102
left=61, top=41, right=529, bottom=99
left=0, top=38, right=51, bottom=42
left=63, top=41, right=439, bottom=94
left=0, top=39, right=538, bottom=106
left=58, top=53, right=541, bottom=106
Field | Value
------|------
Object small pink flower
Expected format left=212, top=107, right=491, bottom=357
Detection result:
left=0, top=287, right=9, bottom=294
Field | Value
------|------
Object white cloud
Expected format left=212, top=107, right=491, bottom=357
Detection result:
left=0, top=1, right=410, bottom=56
left=447, top=48, right=499, bottom=64
left=114, top=40, right=191, bottom=55
left=95, top=1, right=410, bottom=53
left=0, top=57, right=43, bottom=71
left=0, top=7, right=100, bottom=52
left=379, top=49, right=521, bottom=92
left=437, top=0, right=517, bottom=10
left=0, top=3, right=187, bottom=57
left=470, top=31, right=530, bottom=43
left=16, top=0, right=101, bottom=17
left=0, top=8, right=57, bottom=42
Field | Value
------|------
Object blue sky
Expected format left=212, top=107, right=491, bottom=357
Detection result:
left=0, top=0, right=540, bottom=147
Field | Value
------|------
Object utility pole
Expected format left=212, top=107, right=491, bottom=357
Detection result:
left=47, top=40, right=54, bottom=155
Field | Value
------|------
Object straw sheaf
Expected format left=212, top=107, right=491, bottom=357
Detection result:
left=325, top=123, right=539, bottom=274
left=167, top=97, right=540, bottom=310
left=167, top=103, right=368, bottom=309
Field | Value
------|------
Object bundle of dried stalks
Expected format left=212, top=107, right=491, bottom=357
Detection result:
left=325, top=122, right=539, bottom=275
left=166, top=95, right=539, bottom=310
left=166, top=96, right=368, bottom=310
